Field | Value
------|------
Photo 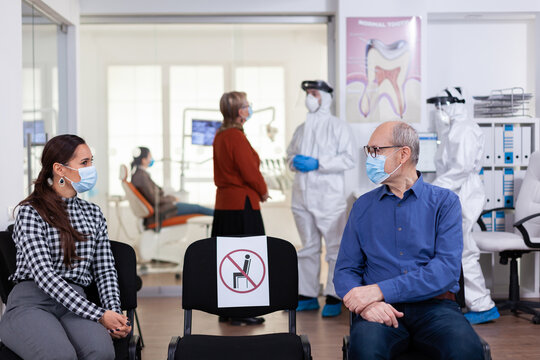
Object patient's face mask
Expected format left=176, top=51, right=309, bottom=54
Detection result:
left=305, top=94, right=320, bottom=113
left=63, top=165, right=98, bottom=193
left=365, top=149, right=402, bottom=185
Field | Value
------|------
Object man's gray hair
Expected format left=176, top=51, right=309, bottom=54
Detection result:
left=392, top=122, right=419, bottom=165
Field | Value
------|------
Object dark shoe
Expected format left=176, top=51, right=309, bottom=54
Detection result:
left=230, top=317, right=265, bottom=326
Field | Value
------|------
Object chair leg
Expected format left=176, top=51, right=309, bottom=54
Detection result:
left=134, top=309, right=144, bottom=348
left=497, top=254, right=540, bottom=324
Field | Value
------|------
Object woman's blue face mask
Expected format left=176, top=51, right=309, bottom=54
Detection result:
left=63, top=165, right=98, bottom=193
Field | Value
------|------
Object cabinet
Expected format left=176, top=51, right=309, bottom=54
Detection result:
left=475, top=117, right=540, bottom=297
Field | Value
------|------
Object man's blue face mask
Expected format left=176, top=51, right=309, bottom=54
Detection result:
left=365, top=149, right=402, bottom=185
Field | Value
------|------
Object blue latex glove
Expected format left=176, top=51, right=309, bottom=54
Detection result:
left=293, top=155, right=319, bottom=172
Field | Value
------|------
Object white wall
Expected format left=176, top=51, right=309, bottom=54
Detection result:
left=79, top=0, right=335, bottom=16
left=0, top=1, right=24, bottom=230
left=427, top=19, right=535, bottom=117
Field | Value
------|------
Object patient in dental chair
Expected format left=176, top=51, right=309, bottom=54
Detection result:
left=130, top=146, right=214, bottom=227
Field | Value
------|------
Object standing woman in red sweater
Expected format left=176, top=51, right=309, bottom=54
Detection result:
left=212, top=91, right=269, bottom=239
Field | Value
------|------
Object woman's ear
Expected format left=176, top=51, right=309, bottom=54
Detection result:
left=52, top=162, right=65, bottom=178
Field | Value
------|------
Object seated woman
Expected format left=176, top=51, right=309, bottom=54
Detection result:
left=130, top=147, right=214, bottom=228
left=0, top=135, right=131, bottom=360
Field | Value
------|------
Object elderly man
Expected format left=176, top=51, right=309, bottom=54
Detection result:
left=334, top=121, right=484, bottom=359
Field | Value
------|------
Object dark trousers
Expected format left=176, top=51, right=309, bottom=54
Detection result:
left=349, top=299, right=484, bottom=360
left=211, top=197, right=265, bottom=237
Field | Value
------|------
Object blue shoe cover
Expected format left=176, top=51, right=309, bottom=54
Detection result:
left=464, top=307, right=500, bottom=324
left=322, top=303, right=342, bottom=317
left=296, top=298, right=320, bottom=311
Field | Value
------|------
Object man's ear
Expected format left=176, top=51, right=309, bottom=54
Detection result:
left=401, top=146, right=411, bottom=164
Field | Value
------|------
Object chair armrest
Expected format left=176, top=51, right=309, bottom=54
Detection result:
left=514, top=212, right=540, bottom=227
left=480, top=207, right=514, bottom=216
left=479, top=335, right=491, bottom=360
left=514, top=212, right=540, bottom=249
left=477, top=207, right=515, bottom=231
left=168, top=336, right=181, bottom=360
left=300, top=334, right=312, bottom=360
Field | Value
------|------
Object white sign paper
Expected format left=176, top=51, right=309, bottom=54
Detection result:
left=217, top=236, right=270, bottom=308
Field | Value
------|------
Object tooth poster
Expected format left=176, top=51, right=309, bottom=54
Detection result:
left=346, top=17, right=421, bottom=123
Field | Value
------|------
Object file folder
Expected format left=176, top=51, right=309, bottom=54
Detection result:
left=493, top=169, right=504, bottom=207
left=495, top=211, right=505, bottom=232
left=481, top=126, right=494, bottom=166
left=481, top=168, right=494, bottom=209
left=513, top=125, right=522, bottom=164
left=503, top=124, right=514, bottom=165
left=522, top=126, right=531, bottom=166
left=482, top=211, right=493, bottom=232
left=503, top=168, right=514, bottom=208
left=494, top=126, right=504, bottom=166
left=514, top=169, right=527, bottom=199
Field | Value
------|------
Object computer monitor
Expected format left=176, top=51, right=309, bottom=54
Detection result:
left=417, top=132, right=438, bottom=173
left=23, top=120, right=46, bottom=147
left=191, top=119, right=222, bottom=146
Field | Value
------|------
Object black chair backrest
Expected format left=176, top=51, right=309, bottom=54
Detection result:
left=0, top=229, right=137, bottom=311
left=85, top=240, right=138, bottom=311
left=0, top=231, right=17, bottom=303
left=182, top=237, right=298, bottom=318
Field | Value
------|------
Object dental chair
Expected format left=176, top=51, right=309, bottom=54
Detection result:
left=119, top=165, right=209, bottom=271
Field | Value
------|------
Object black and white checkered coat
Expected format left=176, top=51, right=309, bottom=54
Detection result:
left=11, top=196, right=122, bottom=321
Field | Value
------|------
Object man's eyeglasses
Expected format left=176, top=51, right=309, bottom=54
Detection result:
left=363, top=145, right=403, bottom=158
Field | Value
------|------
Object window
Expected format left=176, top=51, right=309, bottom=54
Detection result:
left=108, top=66, right=162, bottom=196
left=170, top=65, right=224, bottom=204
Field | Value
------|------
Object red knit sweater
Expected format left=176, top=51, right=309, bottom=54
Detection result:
left=213, top=128, right=268, bottom=210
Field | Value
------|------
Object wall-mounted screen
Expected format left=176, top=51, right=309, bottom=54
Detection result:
left=191, top=119, right=222, bottom=146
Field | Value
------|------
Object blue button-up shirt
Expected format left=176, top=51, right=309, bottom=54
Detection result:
left=334, top=174, right=463, bottom=304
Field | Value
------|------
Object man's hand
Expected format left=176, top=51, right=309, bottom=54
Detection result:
left=360, top=302, right=404, bottom=328
left=343, top=284, right=384, bottom=314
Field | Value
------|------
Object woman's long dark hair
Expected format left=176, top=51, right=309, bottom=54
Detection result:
left=131, top=146, right=150, bottom=173
left=18, top=134, right=87, bottom=267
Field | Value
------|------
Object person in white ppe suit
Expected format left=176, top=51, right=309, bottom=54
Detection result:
left=429, top=87, right=500, bottom=324
left=287, top=80, right=355, bottom=317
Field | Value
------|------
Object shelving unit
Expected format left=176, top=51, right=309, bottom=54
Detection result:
left=475, top=117, right=540, bottom=298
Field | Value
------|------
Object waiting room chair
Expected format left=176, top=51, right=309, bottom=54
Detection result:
left=167, top=237, right=312, bottom=360
left=473, top=151, right=540, bottom=324
left=342, top=270, right=491, bottom=359
left=119, top=164, right=205, bottom=268
left=0, top=231, right=142, bottom=360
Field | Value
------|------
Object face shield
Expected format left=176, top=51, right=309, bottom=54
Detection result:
left=427, top=96, right=452, bottom=137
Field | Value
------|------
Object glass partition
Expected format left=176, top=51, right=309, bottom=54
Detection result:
left=21, top=1, right=60, bottom=194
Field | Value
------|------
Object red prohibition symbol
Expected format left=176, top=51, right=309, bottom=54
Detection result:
left=219, top=249, right=266, bottom=294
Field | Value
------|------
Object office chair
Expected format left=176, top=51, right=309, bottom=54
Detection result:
left=167, top=237, right=312, bottom=360
left=0, top=231, right=142, bottom=360
left=473, top=151, right=540, bottom=324
left=119, top=164, right=205, bottom=268
left=342, top=270, right=491, bottom=359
